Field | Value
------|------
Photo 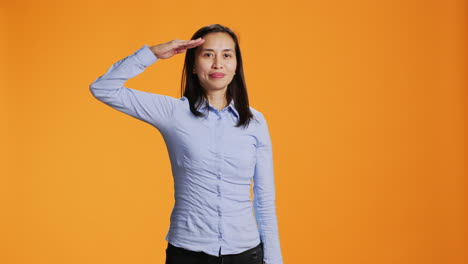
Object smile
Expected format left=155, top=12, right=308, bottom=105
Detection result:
left=209, top=73, right=225, bottom=78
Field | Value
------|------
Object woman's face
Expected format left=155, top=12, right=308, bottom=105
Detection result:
left=193, top=32, right=237, bottom=93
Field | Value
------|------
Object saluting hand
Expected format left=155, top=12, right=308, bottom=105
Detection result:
left=149, top=38, right=205, bottom=59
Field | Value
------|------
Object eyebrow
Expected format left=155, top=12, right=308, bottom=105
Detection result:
left=201, top=48, right=234, bottom=52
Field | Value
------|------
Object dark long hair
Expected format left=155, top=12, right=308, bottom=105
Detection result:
left=181, top=24, right=254, bottom=128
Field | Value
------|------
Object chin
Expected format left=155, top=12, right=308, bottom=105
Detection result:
left=202, top=83, right=230, bottom=91
left=206, top=87, right=227, bottom=91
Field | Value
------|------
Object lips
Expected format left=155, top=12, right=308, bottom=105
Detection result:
left=209, top=73, right=225, bottom=78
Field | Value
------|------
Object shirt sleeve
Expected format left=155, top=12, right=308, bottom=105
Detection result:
left=253, top=112, right=284, bottom=264
left=89, top=44, right=177, bottom=131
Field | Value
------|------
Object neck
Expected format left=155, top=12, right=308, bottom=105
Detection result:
left=205, top=88, right=228, bottom=110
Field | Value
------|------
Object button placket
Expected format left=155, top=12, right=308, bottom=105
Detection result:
left=214, top=113, right=224, bottom=183
left=214, top=113, right=224, bottom=241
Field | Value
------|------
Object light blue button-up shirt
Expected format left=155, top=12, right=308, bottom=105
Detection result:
left=89, top=44, right=283, bottom=264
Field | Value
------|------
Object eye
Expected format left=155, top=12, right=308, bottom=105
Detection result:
left=203, top=53, right=213, bottom=57
left=224, top=54, right=232, bottom=58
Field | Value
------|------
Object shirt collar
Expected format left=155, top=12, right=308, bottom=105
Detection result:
left=195, top=96, right=239, bottom=119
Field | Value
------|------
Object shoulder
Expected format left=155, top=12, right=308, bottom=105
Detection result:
left=249, top=106, right=271, bottom=144
left=177, top=96, right=191, bottom=108
left=249, top=106, right=266, bottom=122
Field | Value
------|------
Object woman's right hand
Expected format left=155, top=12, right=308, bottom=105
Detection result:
left=149, top=38, right=205, bottom=59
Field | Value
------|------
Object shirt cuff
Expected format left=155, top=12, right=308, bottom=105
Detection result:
left=134, top=44, right=158, bottom=67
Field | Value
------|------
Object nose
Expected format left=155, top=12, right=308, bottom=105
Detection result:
left=212, top=56, right=223, bottom=69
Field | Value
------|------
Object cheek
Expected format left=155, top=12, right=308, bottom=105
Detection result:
left=228, top=63, right=237, bottom=74
left=194, top=60, right=206, bottom=72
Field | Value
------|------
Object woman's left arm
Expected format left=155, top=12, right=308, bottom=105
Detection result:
left=253, top=112, right=284, bottom=264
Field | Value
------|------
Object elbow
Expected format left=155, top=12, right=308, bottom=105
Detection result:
left=89, top=79, right=107, bottom=100
left=89, top=83, right=102, bottom=100
left=89, top=75, right=107, bottom=98
left=254, top=189, right=276, bottom=208
left=89, top=84, right=97, bottom=97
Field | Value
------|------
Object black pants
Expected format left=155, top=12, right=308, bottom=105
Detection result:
left=165, top=242, right=264, bottom=264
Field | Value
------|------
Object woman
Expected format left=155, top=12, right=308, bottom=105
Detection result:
left=89, top=24, right=283, bottom=264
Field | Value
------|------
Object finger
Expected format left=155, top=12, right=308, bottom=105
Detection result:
left=175, top=48, right=188, bottom=54
left=178, top=38, right=204, bottom=46
left=174, top=38, right=202, bottom=44
left=181, top=39, right=205, bottom=48
left=177, top=41, right=204, bottom=50
left=178, top=44, right=200, bottom=50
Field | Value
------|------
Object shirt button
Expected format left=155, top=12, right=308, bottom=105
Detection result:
left=218, top=212, right=222, bottom=216
left=217, top=176, right=221, bottom=180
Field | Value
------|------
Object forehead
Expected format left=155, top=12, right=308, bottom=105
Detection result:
left=199, top=32, right=235, bottom=51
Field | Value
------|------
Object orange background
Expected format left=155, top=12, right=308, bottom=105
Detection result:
left=2, top=0, right=467, bottom=263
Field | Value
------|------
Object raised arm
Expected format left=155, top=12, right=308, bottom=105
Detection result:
left=253, top=112, right=284, bottom=264
left=89, top=38, right=204, bottom=131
